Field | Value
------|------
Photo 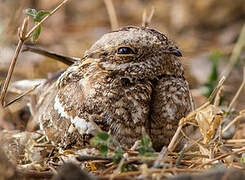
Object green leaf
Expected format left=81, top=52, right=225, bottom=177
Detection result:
left=97, top=132, right=110, bottom=141
left=240, top=153, right=245, bottom=163
left=35, top=10, right=50, bottom=22
left=203, top=50, right=222, bottom=98
left=121, top=164, right=135, bottom=172
left=91, top=136, right=100, bottom=146
left=138, top=128, right=155, bottom=157
left=208, top=50, right=221, bottom=82
left=24, top=8, right=37, bottom=17
left=31, top=25, right=42, bottom=43
left=141, top=128, right=151, bottom=147
left=209, top=50, right=221, bottom=62
left=99, top=144, right=108, bottom=157
left=113, top=146, right=123, bottom=164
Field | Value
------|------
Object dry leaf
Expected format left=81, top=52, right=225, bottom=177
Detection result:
left=85, top=161, right=97, bottom=171
left=196, top=105, right=223, bottom=144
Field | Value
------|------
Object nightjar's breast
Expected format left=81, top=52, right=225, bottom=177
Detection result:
left=148, top=75, right=192, bottom=151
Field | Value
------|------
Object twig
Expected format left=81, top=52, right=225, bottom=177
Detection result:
left=76, top=155, right=112, bottom=162
left=221, top=24, right=245, bottom=78
left=208, top=76, right=226, bottom=102
left=4, top=83, right=40, bottom=107
left=222, top=112, right=245, bottom=134
left=0, top=14, right=30, bottom=105
left=168, top=122, right=184, bottom=152
left=110, top=156, right=125, bottom=180
left=199, top=147, right=245, bottom=168
left=214, top=86, right=223, bottom=106
left=175, top=145, right=187, bottom=167
left=153, top=146, right=168, bottom=168
left=22, top=45, right=80, bottom=65
left=104, top=0, right=118, bottom=30
left=102, top=168, right=203, bottom=179
left=33, top=144, right=56, bottom=148
left=225, top=139, right=245, bottom=143
left=17, top=169, right=53, bottom=179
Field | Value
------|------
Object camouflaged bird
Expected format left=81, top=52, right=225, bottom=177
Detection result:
left=34, top=26, right=192, bottom=151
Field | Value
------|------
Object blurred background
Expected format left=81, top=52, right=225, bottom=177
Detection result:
left=0, top=0, right=245, bottom=133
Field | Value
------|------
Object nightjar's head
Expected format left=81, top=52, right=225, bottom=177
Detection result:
left=84, top=26, right=184, bottom=79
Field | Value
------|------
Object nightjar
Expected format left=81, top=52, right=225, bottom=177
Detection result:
left=34, top=26, right=192, bottom=151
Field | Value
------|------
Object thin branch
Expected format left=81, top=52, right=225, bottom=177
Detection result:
left=110, top=156, right=125, bottom=180
left=0, top=40, right=24, bottom=106
left=153, top=146, right=168, bottom=168
left=23, top=45, right=80, bottom=65
left=199, top=146, right=245, bottom=168
left=222, top=112, right=245, bottom=134
left=4, top=83, right=40, bottom=107
left=208, top=76, right=226, bottom=102
left=76, top=155, right=112, bottom=162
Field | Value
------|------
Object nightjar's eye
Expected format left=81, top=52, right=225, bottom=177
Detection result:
left=117, top=47, right=135, bottom=55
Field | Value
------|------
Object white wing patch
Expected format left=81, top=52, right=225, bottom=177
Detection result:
left=54, top=95, right=70, bottom=119
left=54, top=95, right=96, bottom=134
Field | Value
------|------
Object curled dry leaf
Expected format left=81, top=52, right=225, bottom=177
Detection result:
left=196, top=105, right=223, bottom=144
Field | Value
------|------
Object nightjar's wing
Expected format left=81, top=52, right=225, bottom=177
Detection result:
left=34, top=67, right=92, bottom=148
left=148, top=75, right=192, bottom=151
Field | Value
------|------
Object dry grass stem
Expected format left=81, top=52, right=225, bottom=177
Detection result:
left=214, top=86, right=223, bottom=106
left=109, top=157, right=125, bottom=180
left=4, top=83, right=40, bottom=107
left=222, top=112, right=245, bottom=134
left=199, top=147, right=245, bottom=168
left=104, top=0, right=119, bottom=30
left=142, top=7, right=155, bottom=27
left=225, top=139, right=245, bottom=143
left=221, top=24, right=245, bottom=78
left=153, top=146, right=168, bottom=168
left=208, top=76, right=226, bottom=102
left=227, top=67, right=245, bottom=113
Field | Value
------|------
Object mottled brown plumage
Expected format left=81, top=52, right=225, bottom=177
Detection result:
left=35, top=26, right=192, bottom=151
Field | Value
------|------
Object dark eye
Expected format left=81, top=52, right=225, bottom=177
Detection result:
left=117, top=47, right=135, bottom=55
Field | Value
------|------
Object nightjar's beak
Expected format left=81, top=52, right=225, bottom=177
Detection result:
left=164, top=46, right=182, bottom=57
